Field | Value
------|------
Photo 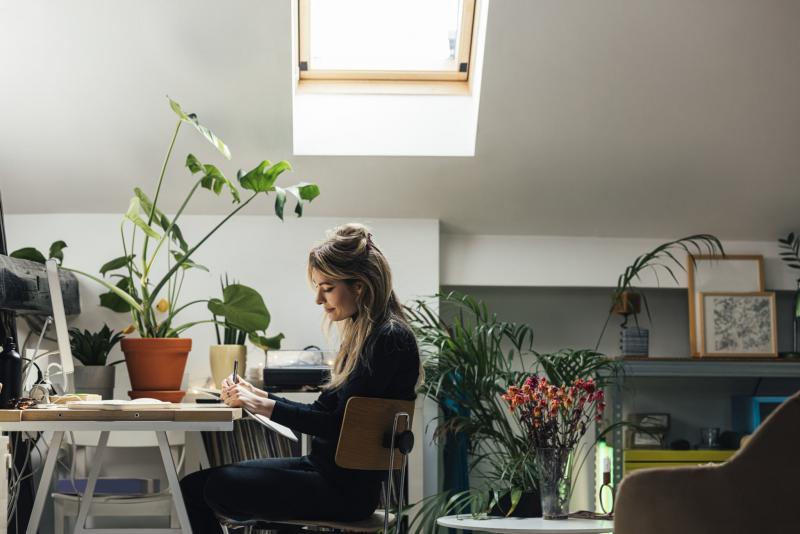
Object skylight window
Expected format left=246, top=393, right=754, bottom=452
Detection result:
left=298, top=0, right=476, bottom=81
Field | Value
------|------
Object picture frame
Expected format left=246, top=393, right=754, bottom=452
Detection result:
left=699, top=292, right=777, bottom=358
left=687, top=255, right=765, bottom=357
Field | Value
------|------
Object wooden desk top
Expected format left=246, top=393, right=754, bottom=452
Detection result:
left=0, top=405, right=242, bottom=422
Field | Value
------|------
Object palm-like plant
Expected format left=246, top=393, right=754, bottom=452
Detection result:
left=405, top=293, right=620, bottom=531
left=595, top=234, right=724, bottom=349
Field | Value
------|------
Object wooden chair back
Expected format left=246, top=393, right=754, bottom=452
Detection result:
left=335, top=397, right=415, bottom=471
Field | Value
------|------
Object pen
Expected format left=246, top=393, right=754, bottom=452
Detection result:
left=232, top=359, right=239, bottom=384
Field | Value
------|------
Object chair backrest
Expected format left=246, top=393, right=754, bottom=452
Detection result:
left=335, top=396, right=415, bottom=471
left=614, top=391, right=800, bottom=534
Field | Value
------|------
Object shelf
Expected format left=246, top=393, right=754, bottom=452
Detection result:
left=615, top=357, right=800, bottom=378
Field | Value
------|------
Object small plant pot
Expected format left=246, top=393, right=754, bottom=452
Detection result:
left=73, top=366, right=116, bottom=400
left=121, top=338, right=191, bottom=396
left=210, top=345, right=247, bottom=389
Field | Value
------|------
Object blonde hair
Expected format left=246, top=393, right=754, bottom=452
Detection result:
left=308, top=223, right=417, bottom=390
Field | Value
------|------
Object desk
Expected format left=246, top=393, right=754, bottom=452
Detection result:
left=436, top=515, right=613, bottom=534
left=0, top=406, right=241, bottom=534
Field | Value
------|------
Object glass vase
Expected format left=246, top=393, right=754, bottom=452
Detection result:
left=534, top=447, right=573, bottom=520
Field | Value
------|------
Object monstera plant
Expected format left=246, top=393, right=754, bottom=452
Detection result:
left=66, top=97, right=320, bottom=399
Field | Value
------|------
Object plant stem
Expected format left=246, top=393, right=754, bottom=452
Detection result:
left=167, top=319, right=220, bottom=337
left=149, top=192, right=258, bottom=302
left=142, top=119, right=182, bottom=274
left=168, top=299, right=207, bottom=320
left=63, top=267, right=143, bottom=312
left=143, top=180, right=202, bottom=279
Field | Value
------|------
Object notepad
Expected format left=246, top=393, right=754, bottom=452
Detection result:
left=245, top=409, right=298, bottom=442
left=65, top=399, right=173, bottom=411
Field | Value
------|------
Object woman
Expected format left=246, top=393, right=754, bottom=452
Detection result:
left=180, top=223, right=421, bottom=534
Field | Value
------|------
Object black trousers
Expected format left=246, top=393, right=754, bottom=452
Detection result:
left=180, top=456, right=380, bottom=534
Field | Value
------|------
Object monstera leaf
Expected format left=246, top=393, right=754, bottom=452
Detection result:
left=169, top=97, right=231, bottom=159
left=207, top=284, right=270, bottom=333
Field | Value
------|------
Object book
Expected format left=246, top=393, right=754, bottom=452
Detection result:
left=65, top=399, right=172, bottom=411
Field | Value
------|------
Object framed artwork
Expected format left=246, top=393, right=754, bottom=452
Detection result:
left=687, top=255, right=764, bottom=357
left=699, top=292, right=777, bottom=358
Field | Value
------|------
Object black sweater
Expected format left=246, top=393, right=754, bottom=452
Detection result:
left=269, top=320, right=420, bottom=483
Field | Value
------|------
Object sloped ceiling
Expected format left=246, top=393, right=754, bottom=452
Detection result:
left=1, top=0, right=798, bottom=239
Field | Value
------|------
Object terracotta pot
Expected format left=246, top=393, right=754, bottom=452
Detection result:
left=209, top=345, right=247, bottom=389
left=121, top=338, right=191, bottom=392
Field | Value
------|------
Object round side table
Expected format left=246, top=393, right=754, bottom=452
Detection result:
left=436, top=515, right=613, bottom=534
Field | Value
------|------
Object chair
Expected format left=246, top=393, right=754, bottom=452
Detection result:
left=217, top=396, right=415, bottom=534
left=614, top=390, right=800, bottom=534
left=51, top=430, right=186, bottom=533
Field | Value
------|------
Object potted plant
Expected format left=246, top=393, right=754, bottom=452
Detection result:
left=68, top=324, right=125, bottom=399
left=405, top=293, right=619, bottom=528
left=501, top=375, right=606, bottom=519
left=65, top=98, right=319, bottom=400
left=208, top=276, right=285, bottom=388
left=595, top=234, right=724, bottom=352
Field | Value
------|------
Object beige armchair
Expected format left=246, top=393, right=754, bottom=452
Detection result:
left=614, top=391, right=800, bottom=534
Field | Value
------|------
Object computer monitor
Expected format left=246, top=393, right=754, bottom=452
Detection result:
left=46, top=259, right=74, bottom=393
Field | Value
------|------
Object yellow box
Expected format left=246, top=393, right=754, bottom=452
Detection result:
left=623, top=449, right=736, bottom=475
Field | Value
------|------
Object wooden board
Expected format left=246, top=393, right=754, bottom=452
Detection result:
left=0, top=407, right=241, bottom=422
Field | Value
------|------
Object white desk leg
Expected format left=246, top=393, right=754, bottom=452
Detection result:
left=189, top=431, right=210, bottom=470
left=26, top=431, right=65, bottom=534
left=73, top=430, right=109, bottom=534
left=156, top=431, right=193, bottom=534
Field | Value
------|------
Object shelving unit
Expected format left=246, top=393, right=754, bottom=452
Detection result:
left=606, top=357, right=800, bottom=486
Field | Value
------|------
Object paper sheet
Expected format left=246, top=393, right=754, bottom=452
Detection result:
left=244, top=409, right=298, bottom=442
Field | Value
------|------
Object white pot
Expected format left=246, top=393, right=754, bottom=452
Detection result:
left=209, top=345, right=247, bottom=389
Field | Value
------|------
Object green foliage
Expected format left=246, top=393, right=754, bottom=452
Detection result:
left=778, top=232, right=800, bottom=278
left=67, top=97, right=320, bottom=339
left=208, top=276, right=283, bottom=350
left=10, top=240, right=67, bottom=265
left=406, top=292, right=621, bottom=529
left=68, top=324, right=125, bottom=366
left=596, top=234, right=724, bottom=349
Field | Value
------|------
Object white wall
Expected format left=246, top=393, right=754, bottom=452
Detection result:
left=7, top=214, right=439, bottom=386
left=442, top=234, right=799, bottom=290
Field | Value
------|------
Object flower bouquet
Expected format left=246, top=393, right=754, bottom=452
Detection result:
left=502, top=376, right=606, bottom=519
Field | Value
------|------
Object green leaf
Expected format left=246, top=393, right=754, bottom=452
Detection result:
left=171, top=251, right=209, bottom=272
left=135, top=187, right=189, bottom=252
left=238, top=160, right=292, bottom=193
left=186, top=155, right=241, bottom=203
left=207, top=283, right=270, bottom=333
left=274, top=188, right=287, bottom=220
left=283, top=182, right=320, bottom=219
left=249, top=332, right=285, bottom=350
left=185, top=154, right=203, bottom=174
left=9, top=247, right=47, bottom=264
left=48, top=241, right=67, bottom=264
left=125, top=197, right=161, bottom=239
left=100, top=255, right=134, bottom=276
left=168, top=97, right=231, bottom=160
left=99, top=277, right=135, bottom=313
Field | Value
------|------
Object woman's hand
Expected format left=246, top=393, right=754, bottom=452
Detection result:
left=221, top=376, right=268, bottom=399
left=221, top=382, right=274, bottom=417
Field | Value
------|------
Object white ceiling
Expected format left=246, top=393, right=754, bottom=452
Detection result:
left=1, top=0, right=799, bottom=239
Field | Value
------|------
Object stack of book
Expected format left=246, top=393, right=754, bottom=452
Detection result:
left=202, top=419, right=295, bottom=466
